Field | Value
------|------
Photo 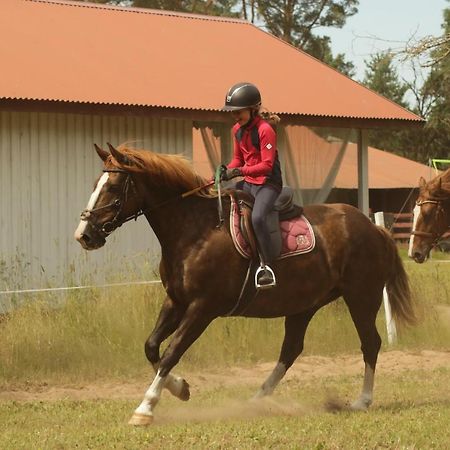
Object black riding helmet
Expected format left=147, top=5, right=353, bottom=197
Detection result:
left=222, top=82, right=261, bottom=111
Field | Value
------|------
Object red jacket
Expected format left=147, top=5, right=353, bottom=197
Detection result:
left=227, top=116, right=282, bottom=187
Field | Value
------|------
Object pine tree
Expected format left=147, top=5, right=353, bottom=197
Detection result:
left=362, top=52, right=409, bottom=154
left=253, top=0, right=358, bottom=76
left=84, top=0, right=239, bottom=16
left=363, top=52, right=408, bottom=107
left=423, top=7, right=450, bottom=161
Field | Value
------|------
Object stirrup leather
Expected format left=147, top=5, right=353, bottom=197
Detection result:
left=255, top=265, right=276, bottom=290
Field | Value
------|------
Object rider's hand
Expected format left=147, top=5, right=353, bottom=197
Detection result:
left=221, top=168, right=242, bottom=181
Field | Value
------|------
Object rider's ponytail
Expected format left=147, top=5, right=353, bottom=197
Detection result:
left=259, top=107, right=281, bottom=128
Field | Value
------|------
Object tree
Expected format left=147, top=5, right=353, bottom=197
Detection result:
left=393, top=5, right=450, bottom=163
left=420, top=6, right=450, bottom=161
left=302, top=35, right=355, bottom=77
left=252, top=0, right=358, bottom=76
left=82, top=0, right=239, bottom=16
left=363, top=52, right=408, bottom=107
left=362, top=52, right=410, bottom=154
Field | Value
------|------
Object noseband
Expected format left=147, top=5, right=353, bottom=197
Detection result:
left=412, top=198, right=449, bottom=243
left=80, top=168, right=142, bottom=236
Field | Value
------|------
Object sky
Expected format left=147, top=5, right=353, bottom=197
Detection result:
left=320, top=0, right=448, bottom=83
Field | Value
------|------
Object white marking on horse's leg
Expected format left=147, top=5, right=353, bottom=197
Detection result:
left=253, top=362, right=287, bottom=398
left=74, top=172, right=109, bottom=240
left=351, top=363, right=375, bottom=411
left=408, top=204, right=420, bottom=258
left=133, top=370, right=166, bottom=418
left=151, top=362, right=190, bottom=401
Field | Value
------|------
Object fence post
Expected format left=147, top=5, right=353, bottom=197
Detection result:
left=374, top=211, right=398, bottom=345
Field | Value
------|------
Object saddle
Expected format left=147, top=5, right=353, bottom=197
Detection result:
left=229, top=187, right=315, bottom=261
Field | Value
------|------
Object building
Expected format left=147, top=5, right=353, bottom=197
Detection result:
left=0, top=0, right=423, bottom=289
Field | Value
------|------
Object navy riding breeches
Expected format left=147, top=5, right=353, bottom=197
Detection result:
left=242, top=181, right=279, bottom=265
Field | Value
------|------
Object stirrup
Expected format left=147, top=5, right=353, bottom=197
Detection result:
left=255, top=265, right=276, bottom=290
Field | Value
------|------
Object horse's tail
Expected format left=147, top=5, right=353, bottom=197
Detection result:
left=378, top=227, right=417, bottom=327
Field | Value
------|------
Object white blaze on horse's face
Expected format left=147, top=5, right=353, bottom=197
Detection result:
left=408, top=204, right=421, bottom=258
left=74, top=172, right=109, bottom=241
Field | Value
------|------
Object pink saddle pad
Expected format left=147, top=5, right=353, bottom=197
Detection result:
left=230, top=197, right=315, bottom=260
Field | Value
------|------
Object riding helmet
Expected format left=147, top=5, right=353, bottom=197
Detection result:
left=222, top=82, right=261, bottom=111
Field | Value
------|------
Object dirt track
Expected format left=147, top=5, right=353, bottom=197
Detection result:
left=1, top=350, right=448, bottom=403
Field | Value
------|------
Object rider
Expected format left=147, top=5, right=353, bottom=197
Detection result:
left=221, top=82, right=283, bottom=287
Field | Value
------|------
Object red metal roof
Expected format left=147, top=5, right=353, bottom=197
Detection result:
left=336, top=144, right=435, bottom=189
left=0, top=0, right=423, bottom=122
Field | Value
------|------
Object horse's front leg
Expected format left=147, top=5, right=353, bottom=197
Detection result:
left=144, top=295, right=190, bottom=401
left=129, top=301, right=214, bottom=426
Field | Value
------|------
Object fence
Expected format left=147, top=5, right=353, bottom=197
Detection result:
left=382, top=212, right=414, bottom=242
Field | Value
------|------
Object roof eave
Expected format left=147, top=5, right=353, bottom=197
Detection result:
left=0, top=98, right=425, bottom=129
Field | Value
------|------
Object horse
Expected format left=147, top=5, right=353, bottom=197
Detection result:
left=74, top=143, right=416, bottom=425
left=409, top=168, right=450, bottom=263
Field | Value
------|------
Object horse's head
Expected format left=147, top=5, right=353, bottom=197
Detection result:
left=409, top=175, right=450, bottom=263
left=74, top=143, right=144, bottom=250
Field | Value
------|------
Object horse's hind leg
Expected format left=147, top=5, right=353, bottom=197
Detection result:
left=343, top=288, right=383, bottom=411
left=254, top=308, right=318, bottom=398
left=144, top=296, right=190, bottom=401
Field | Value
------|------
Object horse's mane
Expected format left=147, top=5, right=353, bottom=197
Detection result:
left=110, top=145, right=216, bottom=198
left=426, top=168, right=450, bottom=199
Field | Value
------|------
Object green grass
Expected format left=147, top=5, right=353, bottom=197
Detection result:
left=0, top=261, right=449, bottom=385
left=0, top=368, right=448, bottom=449
left=0, top=257, right=449, bottom=449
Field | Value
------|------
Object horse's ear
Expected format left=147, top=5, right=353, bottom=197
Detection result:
left=419, top=177, right=427, bottom=191
left=107, top=142, right=130, bottom=166
left=94, top=143, right=109, bottom=162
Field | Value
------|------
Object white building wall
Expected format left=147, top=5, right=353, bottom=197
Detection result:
left=0, top=111, right=193, bottom=290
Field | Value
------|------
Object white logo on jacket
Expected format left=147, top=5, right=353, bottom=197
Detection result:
left=266, top=143, right=273, bottom=150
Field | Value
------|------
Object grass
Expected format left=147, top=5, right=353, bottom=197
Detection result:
left=0, top=368, right=449, bottom=449
left=0, top=260, right=449, bottom=385
left=0, top=254, right=449, bottom=449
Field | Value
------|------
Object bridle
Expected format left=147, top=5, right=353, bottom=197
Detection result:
left=412, top=197, right=449, bottom=243
left=80, top=168, right=142, bottom=237
left=80, top=168, right=216, bottom=237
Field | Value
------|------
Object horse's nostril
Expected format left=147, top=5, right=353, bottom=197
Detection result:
left=413, top=251, right=425, bottom=263
left=82, top=233, right=91, bottom=243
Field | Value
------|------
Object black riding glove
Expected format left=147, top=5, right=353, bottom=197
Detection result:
left=221, top=167, right=242, bottom=181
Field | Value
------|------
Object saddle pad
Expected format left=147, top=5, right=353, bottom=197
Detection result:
left=230, top=197, right=315, bottom=260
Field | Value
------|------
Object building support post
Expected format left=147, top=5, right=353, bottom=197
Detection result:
left=357, top=129, right=369, bottom=216
left=219, top=123, right=231, bottom=164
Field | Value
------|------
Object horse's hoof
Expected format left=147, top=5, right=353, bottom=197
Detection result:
left=350, top=398, right=371, bottom=411
left=178, top=379, right=190, bottom=401
left=128, top=412, right=154, bottom=426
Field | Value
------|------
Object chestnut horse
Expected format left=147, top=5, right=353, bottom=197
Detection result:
left=409, top=168, right=450, bottom=262
left=74, top=144, right=415, bottom=425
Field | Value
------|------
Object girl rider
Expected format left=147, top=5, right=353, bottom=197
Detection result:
left=221, top=82, right=283, bottom=288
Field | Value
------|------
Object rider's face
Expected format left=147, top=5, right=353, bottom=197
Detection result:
left=231, top=108, right=251, bottom=125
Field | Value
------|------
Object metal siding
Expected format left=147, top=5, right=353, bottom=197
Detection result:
left=0, top=111, right=193, bottom=289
